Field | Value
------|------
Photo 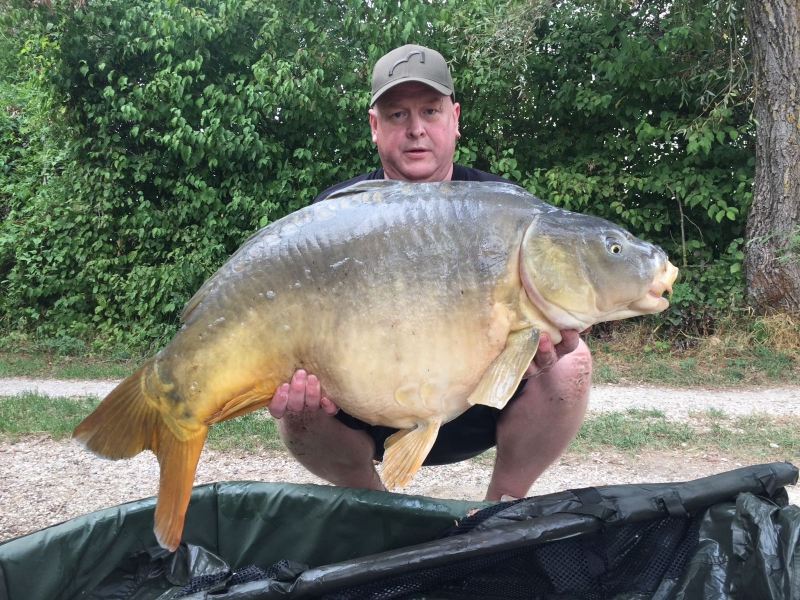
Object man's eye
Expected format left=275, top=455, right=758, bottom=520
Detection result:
left=425, top=108, right=437, bottom=115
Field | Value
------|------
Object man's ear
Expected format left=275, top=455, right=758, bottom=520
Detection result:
left=369, top=108, right=379, bottom=144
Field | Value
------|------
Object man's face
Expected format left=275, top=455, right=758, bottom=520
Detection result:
left=369, top=82, right=461, bottom=182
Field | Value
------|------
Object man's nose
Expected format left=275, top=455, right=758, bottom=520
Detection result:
left=407, top=113, right=425, bottom=138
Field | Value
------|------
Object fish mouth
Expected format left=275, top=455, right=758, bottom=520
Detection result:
left=648, top=282, right=672, bottom=300
left=629, top=259, right=680, bottom=314
left=646, top=259, right=679, bottom=299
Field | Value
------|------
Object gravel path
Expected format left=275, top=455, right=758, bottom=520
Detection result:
left=3, top=377, right=800, bottom=417
left=1, top=378, right=798, bottom=542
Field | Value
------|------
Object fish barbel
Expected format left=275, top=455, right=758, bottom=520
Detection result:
left=73, top=180, right=679, bottom=550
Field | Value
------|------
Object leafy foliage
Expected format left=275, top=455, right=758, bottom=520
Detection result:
left=1, top=0, right=754, bottom=346
left=450, top=0, right=753, bottom=330
left=1, top=0, right=454, bottom=344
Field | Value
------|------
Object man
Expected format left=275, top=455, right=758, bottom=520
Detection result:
left=268, top=45, right=592, bottom=501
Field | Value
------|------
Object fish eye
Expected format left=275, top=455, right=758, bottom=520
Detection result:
left=606, top=238, right=623, bottom=255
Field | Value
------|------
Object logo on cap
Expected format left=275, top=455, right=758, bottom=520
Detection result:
left=388, top=51, right=425, bottom=77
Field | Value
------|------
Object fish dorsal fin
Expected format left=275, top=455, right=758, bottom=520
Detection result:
left=381, top=418, right=443, bottom=489
left=468, top=327, right=541, bottom=409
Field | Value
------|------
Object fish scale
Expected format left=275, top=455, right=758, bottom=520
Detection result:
left=73, top=179, right=678, bottom=551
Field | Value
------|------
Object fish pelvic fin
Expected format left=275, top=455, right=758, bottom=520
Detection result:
left=72, top=362, right=159, bottom=459
left=152, top=422, right=207, bottom=552
left=203, top=382, right=277, bottom=425
left=468, top=327, right=540, bottom=409
left=381, top=418, right=442, bottom=489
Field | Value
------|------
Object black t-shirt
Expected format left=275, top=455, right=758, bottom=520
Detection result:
left=313, top=164, right=514, bottom=203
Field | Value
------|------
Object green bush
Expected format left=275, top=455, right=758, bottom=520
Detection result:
left=1, top=0, right=456, bottom=343
left=452, top=0, right=753, bottom=333
left=1, top=0, right=754, bottom=346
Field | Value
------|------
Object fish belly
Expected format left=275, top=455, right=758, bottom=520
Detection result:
left=308, top=306, right=507, bottom=430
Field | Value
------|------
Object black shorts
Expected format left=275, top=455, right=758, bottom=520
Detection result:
left=334, top=380, right=528, bottom=466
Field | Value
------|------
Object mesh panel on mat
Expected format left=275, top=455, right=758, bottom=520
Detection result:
left=321, top=516, right=701, bottom=600
left=176, top=559, right=296, bottom=596
left=438, top=498, right=527, bottom=538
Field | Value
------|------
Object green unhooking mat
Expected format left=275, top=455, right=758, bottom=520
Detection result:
left=0, top=462, right=797, bottom=599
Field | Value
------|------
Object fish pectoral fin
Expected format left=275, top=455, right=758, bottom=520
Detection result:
left=380, top=418, right=442, bottom=490
left=204, top=384, right=277, bottom=425
left=152, top=422, right=207, bottom=552
left=468, top=327, right=541, bottom=409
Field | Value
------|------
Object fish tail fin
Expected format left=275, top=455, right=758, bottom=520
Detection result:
left=72, top=361, right=158, bottom=458
left=380, top=418, right=442, bottom=489
left=73, top=360, right=206, bottom=552
left=152, top=423, right=207, bottom=552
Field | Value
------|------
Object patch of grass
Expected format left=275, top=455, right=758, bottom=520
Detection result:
left=0, top=394, right=283, bottom=450
left=0, top=330, right=148, bottom=380
left=704, top=407, right=726, bottom=419
left=751, top=345, right=794, bottom=379
left=588, top=318, right=800, bottom=388
left=625, top=408, right=666, bottom=419
left=47, top=359, right=137, bottom=380
left=697, top=412, right=800, bottom=457
left=0, top=393, right=99, bottom=439
left=572, top=410, right=694, bottom=452
left=2, top=392, right=797, bottom=463
left=571, top=409, right=800, bottom=459
left=754, top=313, right=800, bottom=351
left=592, top=363, right=619, bottom=384
left=626, top=357, right=708, bottom=387
left=205, top=413, right=282, bottom=451
left=0, top=353, right=138, bottom=380
left=0, top=355, right=50, bottom=377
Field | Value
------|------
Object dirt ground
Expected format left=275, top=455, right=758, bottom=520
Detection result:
left=1, top=378, right=798, bottom=541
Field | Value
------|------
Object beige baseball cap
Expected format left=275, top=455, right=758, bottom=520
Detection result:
left=370, top=44, right=454, bottom=106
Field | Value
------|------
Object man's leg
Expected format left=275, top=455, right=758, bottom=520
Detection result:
left=485, top=338, right=592, bottom=501
left=276, top=411, right=385, bottom=491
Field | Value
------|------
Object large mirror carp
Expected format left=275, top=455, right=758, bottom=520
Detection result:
left=73, top=180, right=679, bottom=551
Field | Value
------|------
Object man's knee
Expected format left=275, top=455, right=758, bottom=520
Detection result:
left=559, top=338, right=592, bottom=385
left=543, top=338, right=592, bottom=393
left=513, top=338, right=592, bottom=417
left=275, top=411, right=331, bottom=447
left=564, top=337, right=592, bottom=367
left=276, top=411, right=374, bottom=457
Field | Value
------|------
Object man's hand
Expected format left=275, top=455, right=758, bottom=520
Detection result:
left=269, top=369, right=339, bottom=419
left=524, top=329, right=585, bottom=378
